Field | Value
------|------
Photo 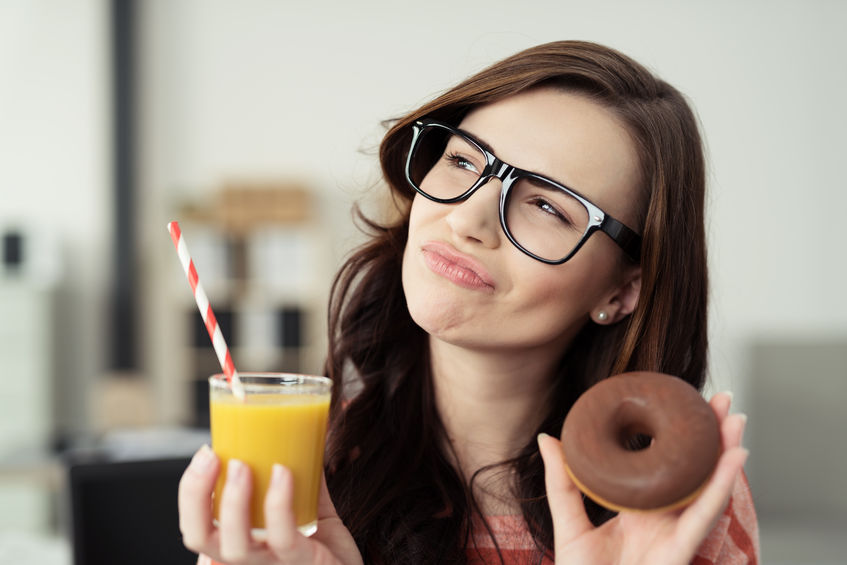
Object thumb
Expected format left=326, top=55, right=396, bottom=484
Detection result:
left=317, top=471, right=340, bottom=519
left=538, top=433, right=594, bottom=547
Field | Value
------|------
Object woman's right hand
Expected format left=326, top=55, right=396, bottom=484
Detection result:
left=178, top=445, right=364, bottom=565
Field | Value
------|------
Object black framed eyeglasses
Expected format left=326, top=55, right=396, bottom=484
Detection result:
left=404, top=119, right=642, bottom=265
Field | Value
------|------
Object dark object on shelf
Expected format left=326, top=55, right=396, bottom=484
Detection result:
left=2, top=231, right=23, bottom=269
left=192, top=308, right=234, bottom=348
left=279, top=306, right=303, bottom=348
left=192, top=374, right=213, bottom=428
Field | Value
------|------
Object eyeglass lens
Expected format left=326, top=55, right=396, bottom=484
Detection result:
left=409, top=125, right=591, bottom=262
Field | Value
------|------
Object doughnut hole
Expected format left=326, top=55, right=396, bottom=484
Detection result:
left=619, top=425, right=653, bottom=451
left=613, top=400, right=656, bottom=452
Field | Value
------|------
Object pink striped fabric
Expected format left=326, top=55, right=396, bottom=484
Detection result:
left=467, top=473, right=760, bottom=565
left=205, top=473, right=758, bottom=565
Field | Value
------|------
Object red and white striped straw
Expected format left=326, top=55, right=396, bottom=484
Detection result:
left=167, top=221, right=244, bottom=399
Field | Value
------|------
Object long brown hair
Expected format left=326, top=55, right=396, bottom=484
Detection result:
left=324, top=40, right=708, bottom=564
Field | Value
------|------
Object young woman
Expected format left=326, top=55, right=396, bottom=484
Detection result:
left=179, top=40, right=759, bottom=564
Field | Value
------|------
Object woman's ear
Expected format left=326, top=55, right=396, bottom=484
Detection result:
left=591, top=266, right=641, bottom=325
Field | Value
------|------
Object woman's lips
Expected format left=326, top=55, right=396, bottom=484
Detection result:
left=421, top=242, right=495, bottom=291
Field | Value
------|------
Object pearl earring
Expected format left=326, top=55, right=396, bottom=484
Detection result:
left=597, top=311, right=608, bottom=322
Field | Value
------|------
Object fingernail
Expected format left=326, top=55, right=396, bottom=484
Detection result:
left=190, top=444, right=215, bottom=472
left=537, top=432, right=550, bottom=443
left=722, top=391, right=734, bottom=403
left=227, top=459, right=245, bottom=484
left=738, top=413, right=748, bottom=440
left=271, top=464, right=286, bottom=488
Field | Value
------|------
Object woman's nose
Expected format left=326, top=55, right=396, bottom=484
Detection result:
left=444, top=178, right=502, bottom=249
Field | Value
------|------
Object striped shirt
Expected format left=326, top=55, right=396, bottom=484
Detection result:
left=206, top=475, right=759, bottom=565
left=466, top=473, right=759, bottom=564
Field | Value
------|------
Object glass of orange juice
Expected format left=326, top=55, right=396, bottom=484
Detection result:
left=209, top=373, right=331, bottom=538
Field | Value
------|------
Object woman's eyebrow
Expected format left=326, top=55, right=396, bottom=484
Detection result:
left=457, top=127, right=496, bottom=155
left=457, top=126, right=587, bottom=198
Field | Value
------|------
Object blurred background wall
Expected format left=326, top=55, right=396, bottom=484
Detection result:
left=1, top=0, right=845, bottom=563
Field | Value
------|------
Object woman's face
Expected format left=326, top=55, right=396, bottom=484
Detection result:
left=401, top=88, right=642, bottom=356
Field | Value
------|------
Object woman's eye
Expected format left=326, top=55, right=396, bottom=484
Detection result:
left=445, top=152, right=480, bottom=174
left=532, top=198, right=570, bottom=223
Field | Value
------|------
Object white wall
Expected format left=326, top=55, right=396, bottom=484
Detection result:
left=137, top=0, right=847, bottom=406
left=3, top=0, right=846, bottom=500
left=3, top=0, right=846, bottom=553
left=1, top=0, right=110, bottom=435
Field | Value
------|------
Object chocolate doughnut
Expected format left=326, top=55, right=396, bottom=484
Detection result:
left=560, top=371, right=721, bottom=512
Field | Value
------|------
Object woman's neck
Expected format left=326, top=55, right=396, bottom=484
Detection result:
left=429, top=338, right=558, bottom=513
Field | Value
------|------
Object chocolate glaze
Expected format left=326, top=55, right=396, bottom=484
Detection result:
left=560, top=371, right=721, bottom=511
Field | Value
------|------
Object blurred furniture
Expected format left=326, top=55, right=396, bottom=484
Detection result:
left=172, top=183, right=328, bottom=427
left=746, top=338, right=847, bottom=563
left=65, top=428, right=208, bottom=565
left=68, top=457, right=195, bottom=565
left=0, top=265, right=55, bottom=532
left=0, top=530, right=70, bottom=565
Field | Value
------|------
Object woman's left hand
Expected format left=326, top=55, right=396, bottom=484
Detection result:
left=538, top=392, right=748, bottom=565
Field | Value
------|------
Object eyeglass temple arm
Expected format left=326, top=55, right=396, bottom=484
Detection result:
left=600, top=217, right=642, bottom=262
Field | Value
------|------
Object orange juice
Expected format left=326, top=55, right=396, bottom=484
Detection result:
left=209, top=374, right=331, bottom=535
